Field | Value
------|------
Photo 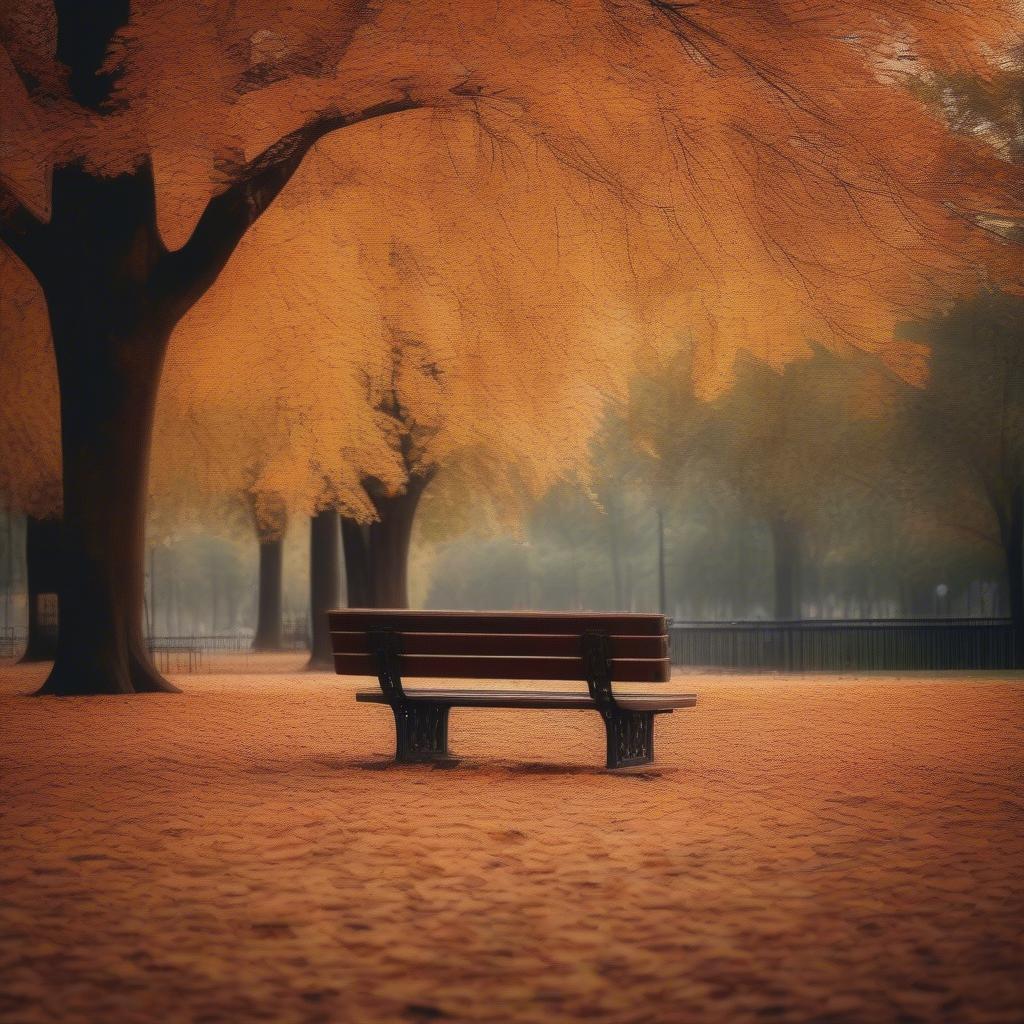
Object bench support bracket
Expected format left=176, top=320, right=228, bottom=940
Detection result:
left=368, top=628, right=453, bottom=762
left=392, top=701, right=451, bottom=763
left=604, top=709, right=655, bottom=769
left=583, top=630, right=657, bottom=769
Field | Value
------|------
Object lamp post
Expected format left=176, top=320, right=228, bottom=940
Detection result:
left=657, top=507, right=667, bottom=616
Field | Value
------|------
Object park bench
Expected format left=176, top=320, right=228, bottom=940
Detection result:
left=329, top=610, right=697, bottom=769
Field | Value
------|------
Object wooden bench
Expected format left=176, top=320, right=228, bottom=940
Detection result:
left=328, top=610, right=697, bottom=769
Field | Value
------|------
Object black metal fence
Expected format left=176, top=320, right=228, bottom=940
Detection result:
left=0, top=627, right=24, bottom=660
left=148, top=639, right=209, bottom=674
left=669, top=618, right=1020, bottom=671
left=6, top=619, right=1018, bottom=672
left=146, top=628, right=310, bottom=673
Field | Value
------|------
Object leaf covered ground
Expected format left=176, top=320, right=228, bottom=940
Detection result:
left=0, top=660, right=1021, bottom=1023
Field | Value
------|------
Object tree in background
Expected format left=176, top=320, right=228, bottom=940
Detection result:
left=247, top=490, right=289, bottom=652
left=904, top=292, right=1024, bottom=649
left=592, top=344, right=936, bottom=620
left=622, top=343, right=717, bottom=612
left=340, top=336, right=445, bottom=611
left=151, top=372, right=326, bottom=655
left=704, top=350, right=897, bottom=619
left=164, top=128, right=641, bottom=626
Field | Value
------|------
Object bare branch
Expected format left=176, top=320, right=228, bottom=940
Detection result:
left=647, top=0, right=827, bottom=122
left=158, top=95, right=422, bottom=316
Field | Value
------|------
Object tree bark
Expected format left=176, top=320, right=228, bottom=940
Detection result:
left=20, top=516, right=61, bottom=663
left=253, top=536, right=285, bottom=651
left=33, top=162, right=178, bottom=695
left=341, top=518, right=371, bottom=607
left=366, top=479, right=428, bottom=609
left=307, top=510, right=341, bottom=669
left=342, top=482, right=427, bottom=610
left=770, top=517, right=802, bottom=621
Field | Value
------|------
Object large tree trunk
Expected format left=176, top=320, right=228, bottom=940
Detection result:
left=307, top=510, right=341, bottom=669
left=341, top=518, right=371, bottom=607
left=253, top=536, right=285, bottom=651
left=34, top=163, right=178, bottom=695
left=20, top=516, right=61, bottom=663
left=770, top=516, right=802, bottom=621
left=38, top=311, right=174, bottom=693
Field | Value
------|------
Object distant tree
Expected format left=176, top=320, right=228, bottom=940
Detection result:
left=710, top=351, right=888, bottom=619
left=904, top=292, right=1024, bottom=650
left=246, top=489, right=289, bottom=652
left=632, top=342, right=916, bottom=619
left=340, top=337, right=444, bottom=610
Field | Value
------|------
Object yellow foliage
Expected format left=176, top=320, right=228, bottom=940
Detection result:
left=1, top=1, right=1022, bottom=525
left=0, top=248, right=60, bottom=517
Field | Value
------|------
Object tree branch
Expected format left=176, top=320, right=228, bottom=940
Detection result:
left=0, top=182, right=48, bottom=280
left=158, top=95, right=422, bottom=316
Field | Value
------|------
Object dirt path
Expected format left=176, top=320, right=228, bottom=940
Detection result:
left=1, top=663, right=1021, bottom=1023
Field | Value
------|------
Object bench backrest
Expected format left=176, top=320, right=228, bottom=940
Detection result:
left=328, top=610, right=670, bottom=682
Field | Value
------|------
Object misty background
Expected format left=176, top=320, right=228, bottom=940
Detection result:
left=3, top=290, right=1018, bottom=647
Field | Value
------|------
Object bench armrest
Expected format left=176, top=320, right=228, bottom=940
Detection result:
left=582, top=631, right=619, bottom=716
left=367, top=627, right=406, bottom=703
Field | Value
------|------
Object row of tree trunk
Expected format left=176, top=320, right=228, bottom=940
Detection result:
left=15, top=484, right=1024, bottom=668
left=16, top=479, right=427, bottom=670
left=9, top=475, right=1024, bottom=667
left=257, top=481, right=429, bottom=668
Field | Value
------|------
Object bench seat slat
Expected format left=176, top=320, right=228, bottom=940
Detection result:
left=334, top=652, right=671, bottom=683
left=330, top=631, right=668, bottom=660
left=328, top=609, right=666, bottom=636
left=354, top=688, right=697, bottom=711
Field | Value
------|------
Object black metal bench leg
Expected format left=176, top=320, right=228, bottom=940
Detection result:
left=604, top=710, right=655, bottom=769
left=392, top=701, right=451, bottom=763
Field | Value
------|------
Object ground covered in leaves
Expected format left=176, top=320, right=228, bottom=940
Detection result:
left=0, top=659, right=1021, bottom=1023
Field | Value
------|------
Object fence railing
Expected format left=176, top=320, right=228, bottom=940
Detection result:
left=148, top=642, right=208, bottom=674
left=144, top=624, right=310, bottom=672
left=669, top=618, right=1020, bottom=671
left=0, top=627, right=25, bottom=660
left=145, top=631, right=307, bottom=673
left=148, top=634, right=252, bottom=653
left=2, top=625, right=309, bottom=665
left=7, top=619, right=1018, bottom=672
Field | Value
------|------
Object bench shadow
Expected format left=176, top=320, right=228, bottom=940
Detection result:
left=504, top=761, right=671, bottom=779
left=309, top=755, right=463, bottom=772
left=503, top=761, right=608, bottom=777
left=304, top=755, right=671, bottom=779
